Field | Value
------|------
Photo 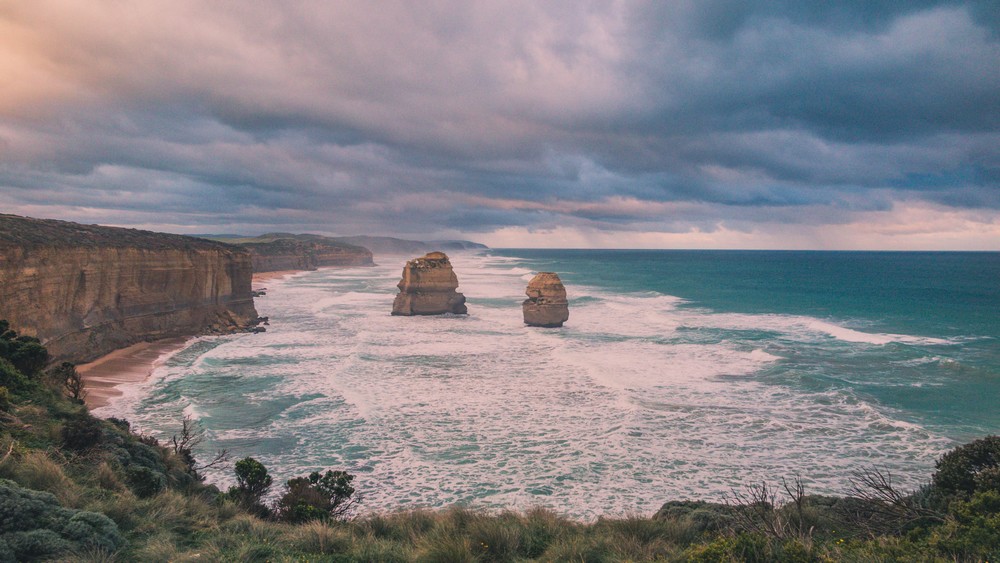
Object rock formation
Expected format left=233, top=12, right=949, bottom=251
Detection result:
left=0, top=214, right=259, bottom=363
left=237, top=234, right=374, bottom=273
left=391, top=252, right=468, bottom=315
left=523, top=272, right=569, bottom=327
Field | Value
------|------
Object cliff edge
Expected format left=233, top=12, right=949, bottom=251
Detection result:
left=0, top=214, right=259, bottom=363
left=207, top=233, right=375, bottom=273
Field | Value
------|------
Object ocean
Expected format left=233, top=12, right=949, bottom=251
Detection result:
left=93, top=250, right=1000, bottom=519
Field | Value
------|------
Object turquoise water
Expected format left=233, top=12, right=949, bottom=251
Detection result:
left=498, top=250, right=1000, bottom=439
left=95, top=250, right=999, bottom=518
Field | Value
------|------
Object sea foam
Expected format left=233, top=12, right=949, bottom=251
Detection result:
left=96, top=253, right=956, bottom=519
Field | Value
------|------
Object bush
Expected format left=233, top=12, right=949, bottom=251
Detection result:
left=227, top=457, right=272, bottom=517
left=0, top=359, right=26, bottom=392
left=933, top=435, right=1000, bottom=497
left=61, top=413, right=105, bottom=451
left=126, top=466, right=166, bottom=498
left=6, top=337, right=49, bottom=377
left=276, top=469, right=358, bottom=523
left=933, top=490, right=1000, bottom=561
left=0, top=479, right=123, bottom=561
left=48, top=362, right=85, bottom=402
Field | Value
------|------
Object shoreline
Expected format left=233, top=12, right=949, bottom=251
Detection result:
left=79, top=270, right=298, bottom=412
left=78, top=337, right=191, bottom=410
left=252, top=269, right=300, bottom=284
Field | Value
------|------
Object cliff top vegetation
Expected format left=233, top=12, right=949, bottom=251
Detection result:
left=0, top=214, right=245, bottom=253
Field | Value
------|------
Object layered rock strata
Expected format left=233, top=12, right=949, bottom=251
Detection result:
left=239, top=234, right=374, bottom=273
left=391, top=252, right=468, bottom=315
left=523, top=272, right=569, bottom=327
left=0, top=214, right=259, bottom=363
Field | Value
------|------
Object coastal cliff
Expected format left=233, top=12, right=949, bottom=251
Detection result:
left=0, top=214, right=258, bottom=363
left=220, top=233, right=375, bottom=272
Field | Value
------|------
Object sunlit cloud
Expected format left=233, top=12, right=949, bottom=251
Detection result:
left=0, top=1, right=998, bottom=248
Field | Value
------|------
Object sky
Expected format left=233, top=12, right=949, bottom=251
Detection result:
left=1, top=1, right=999, bottom=249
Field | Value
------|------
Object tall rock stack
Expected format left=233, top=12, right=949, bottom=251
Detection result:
left=523, top=272, right=569, bottom=327
left=391, top=252, right=468, bottom=315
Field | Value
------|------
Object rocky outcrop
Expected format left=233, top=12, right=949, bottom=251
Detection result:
left=0, top=214, right=259, bottom=363
left=238, top=234, right=374, bottom=273
left=523, top=272, right=569, bottom=327
left=391, top=252, right=468, bottom=315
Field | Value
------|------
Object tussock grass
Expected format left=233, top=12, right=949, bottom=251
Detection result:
left=63, top=546, right=118, bottom=563
left=94, top=461, right=124, bottom=491
left=349, top=536, right=413, bottom=562
left=415, top=531, right=479, bottom=563
left=1, top=449, right=80, bottom=504
left=132, top=533, right=180, bottom=562
left=283, top=519, right=353, bottom=554
left=466, top=512, right=523, bottom=562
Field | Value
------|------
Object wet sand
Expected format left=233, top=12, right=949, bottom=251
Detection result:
left=78, top=338, right=190, bottom=410
left=79, top=271, right=292, bottom=411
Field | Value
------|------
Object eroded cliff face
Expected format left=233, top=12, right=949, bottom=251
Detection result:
left=239, top=235, right=374, bottom=273
left=0, top=215, right=258, bottom=363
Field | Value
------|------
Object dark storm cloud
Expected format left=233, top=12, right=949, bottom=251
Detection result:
left=0, top=1, right=998, bottom=245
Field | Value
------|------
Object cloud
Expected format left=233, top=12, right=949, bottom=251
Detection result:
left=0, top=1, right=998, bottom=248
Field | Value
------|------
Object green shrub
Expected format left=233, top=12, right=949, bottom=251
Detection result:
left=105, top=417, right=131, bottom=432
left=6, top=337, right=49, bottom=376
left=276, top=469, right=358, bottom=523
left=61, top=413, right=105, bottom=451
left=0, top=387, right=10, bottom=412
left=932, top=490, right=1000, bottom=561
left=973, top=466, right=1000, bottom=493
left=933, top=435, right=1000, bottom=497
left=0, top=479, right=123, bottom=561
left=0, top=359, right=26, bottom=392
left=126, top=466, right=166, bottom=498
left=227, top=457, right=272, bottom=516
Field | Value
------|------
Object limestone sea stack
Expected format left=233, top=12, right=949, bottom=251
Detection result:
left=522, top=272, right=569, bottom=327
left=391, top=252, right=468, bottom=315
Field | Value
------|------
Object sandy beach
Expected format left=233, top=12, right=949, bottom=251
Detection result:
left=78, top=271, right=296, bottom=411
left=78, top=338, right=190, bottom=410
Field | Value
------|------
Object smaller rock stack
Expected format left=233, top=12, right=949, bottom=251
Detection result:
left=391, top=252, right=468, bottom=315
left=522, top=272, right=569, bottom=327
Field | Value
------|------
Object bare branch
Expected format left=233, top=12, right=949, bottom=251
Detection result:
left=844, top=465, right=945, bottom=537
left=195, top=449, right=231, bottom=472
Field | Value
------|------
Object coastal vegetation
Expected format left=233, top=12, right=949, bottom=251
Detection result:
left=0, top=326, right=998, bottom=561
